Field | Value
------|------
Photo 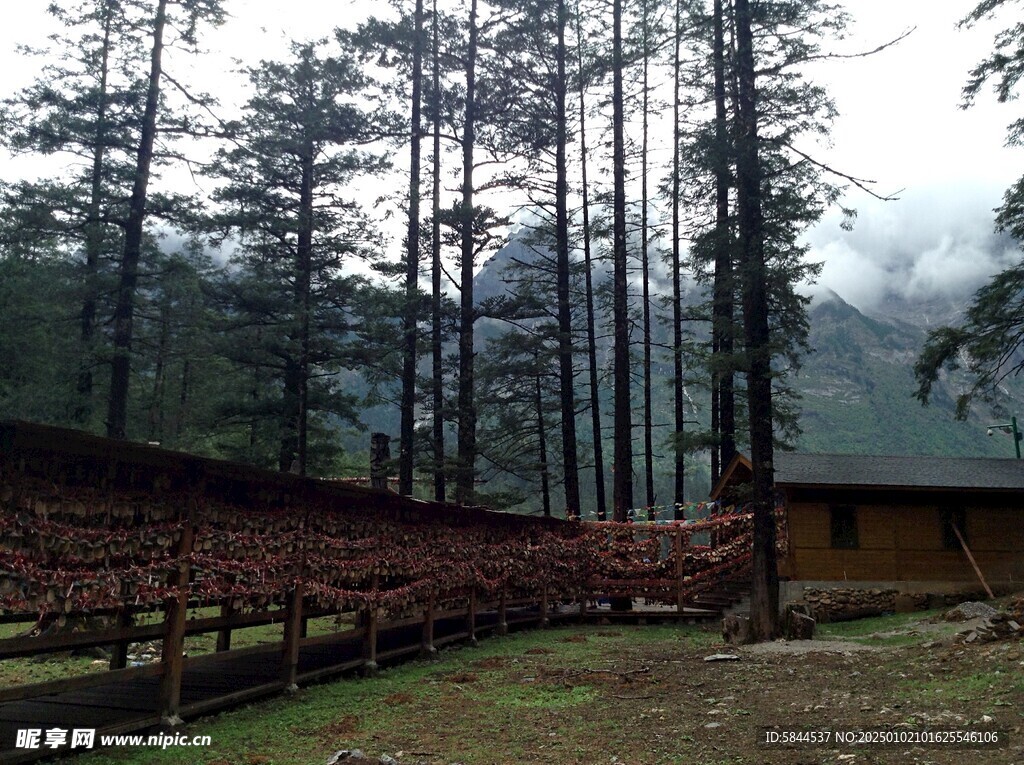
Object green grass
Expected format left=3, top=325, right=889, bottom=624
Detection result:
left=898, top=668, right=1024, bottom=716
left=816, top=609, right=944, bottom=639
left=76, top=624, right=715, bottom=765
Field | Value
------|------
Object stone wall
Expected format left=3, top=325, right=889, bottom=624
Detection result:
left=799, top=587, right=991, bottom=622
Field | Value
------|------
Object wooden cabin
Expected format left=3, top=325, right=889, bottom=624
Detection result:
left=712, top=453, right=1024, bottom=596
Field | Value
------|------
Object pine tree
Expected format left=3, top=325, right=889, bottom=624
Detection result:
left=0, top=0, right=146, bottom=430
left=576, top=3, right=608, bottom=520
left=916, top=0, right=1024, bottom=413
left=733, top=0, right=779, bottom=641
left=208, top=41, right=384, bottom=476
left=611, top=0, right=634, bottom=522
left=399, top=0, right=427, bottom=496
left=107, top=0, right=226, bottom=440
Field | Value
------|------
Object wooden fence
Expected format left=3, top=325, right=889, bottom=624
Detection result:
left=0, top=420, right=762, bottom=737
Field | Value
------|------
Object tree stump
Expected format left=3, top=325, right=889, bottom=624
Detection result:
left=722, top=614, right=754, bottom=645
left=784, top=605, right=816, bottom=640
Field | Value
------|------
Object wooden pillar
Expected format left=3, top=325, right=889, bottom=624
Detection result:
left=370, top=433, right=391, bottom=490
left=215, top=599, right=237, bottom=653
left=362, top=606, right=379, bottom=676
left=466, top=589, right=478, bottom=645
left=420, top=590, right=436, bottom=657
left=362, top=573, right=380, bottom=676
left=496, top=586, right=508, bottom=636
left=110, top=584, right=131, bottom=670
left=281, top=583, right=304, bottom=692
left=158, top=515, right=195, bottom=727
left=540, top=584, right=550, bottom=628
left=675, top=528, right=685, bottom=614
left=953, top=524, right=994, bottom=599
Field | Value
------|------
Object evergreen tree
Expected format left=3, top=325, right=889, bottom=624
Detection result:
left=401, top=0, right=427, bottom=496
left=575, top=3, right=609, bottom=520
left=0, top=0, right=147, bottom=429
left=107, top=0, right=226, bottom=440
left=916, top=0, right=1024, bottom=414
left=611, top=0, right=634, bottom=522
left=208, top=41, right=384, bottom=476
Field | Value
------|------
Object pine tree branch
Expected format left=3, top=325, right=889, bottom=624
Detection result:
left=777, top=141, right=902, bottom=201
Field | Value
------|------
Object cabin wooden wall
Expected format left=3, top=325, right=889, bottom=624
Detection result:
left=784, top=498, right=1024, bottom=583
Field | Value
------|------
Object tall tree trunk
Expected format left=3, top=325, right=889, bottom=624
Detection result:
left=555, top=0, right=580, bottom=519
left=734, top=0, right=779, bottom=641
left=455, top=0, right=479, bottom=505
left=175, top=358, right=190, bottom=438
left=400, top=0, right=426, bottom=496
left=671, top=0, right=685, bottom=517
left=296, top=151, right=313, bottom=477
left=611, top=0, right=633, bottom=522
left=712, top=0, right=736, bottom=484
left=576, top=8, right=607, bottom=521
left=76, top=0, right=114, bottom=426
left=106, top=0, right=167, bottom=440
left=281, top=150, right=314, bottom=476
left=430, top=0, right=446, bottom=503
left=535, top=352, right=551, bottom=517
left=148, top=308, right=170, bottom=442
left=640, top=0, right=655, bottom=519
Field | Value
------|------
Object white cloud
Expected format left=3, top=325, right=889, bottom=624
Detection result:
left=805, top=182, right=1022, bottom=312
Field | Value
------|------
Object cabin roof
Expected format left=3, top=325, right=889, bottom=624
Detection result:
left=774, top=453, right=1024, bottom=491
left=710, top=452, right=1024, bottom=499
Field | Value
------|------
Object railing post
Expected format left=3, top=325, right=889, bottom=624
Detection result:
left=466, top=589, right=477, bottom=646
left=362, top=573, right=379, bottom=676
left=540, top=584, right=550, bottom=628
left=109, top=583, right=131, bottom=670
left=158, top=509, right=195, bottom=728
left=675, top=527, right=685, bottom=614
left=496, top=586, right=508, bottom=636
left=215, top=600, right=236, bottom=652
left=362, top=606, right=378, bottom=676
left=281, top=582, right=304, bottom=692
left=420, top=589, right=436, bottom=657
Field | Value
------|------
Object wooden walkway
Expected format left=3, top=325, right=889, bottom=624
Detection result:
left=0, top=599, right=736, bottom=764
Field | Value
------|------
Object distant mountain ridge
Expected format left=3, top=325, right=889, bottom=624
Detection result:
left=798, top=288, right=1019, bottom=457
left=339, top=239, right=1023, bottom=511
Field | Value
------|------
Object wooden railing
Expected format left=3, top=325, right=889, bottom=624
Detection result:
left=0, top=420, right=767, bottom=732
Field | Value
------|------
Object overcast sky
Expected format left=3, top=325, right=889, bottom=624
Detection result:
left=1, top=0, right=1020, bottom=313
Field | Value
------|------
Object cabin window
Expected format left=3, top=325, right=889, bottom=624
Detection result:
left=941, top=506, right=968, bottom=550
left=830, top=505, right=859, bottom=549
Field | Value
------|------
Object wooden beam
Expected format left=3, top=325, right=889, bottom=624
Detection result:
left=362, top=607, right=379, bottom=676
left=109, top=602, right=131, bottom=670
left=0, top=622, right=165, bottom=660
left=952, top=524, right=994, bottom=599
left=466, top=589, right=478, bottom=645
left=421, top=590, right=436, bottom=656
left=496, top=586, right=508, bottom=636
left=362, top=573, right=380, bottom=675
left=215, top=600, right=237, bottom=652
left=158, top=504, right=196, bottom=727
left=674, top=528, right=684, bottom=613
left=281, top=584, right=304, bottom=692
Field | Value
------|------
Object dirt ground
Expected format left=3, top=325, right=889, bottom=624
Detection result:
left=77, top=608, right=1024, bottom=765
left=343, top=614, right=1024, bottom=765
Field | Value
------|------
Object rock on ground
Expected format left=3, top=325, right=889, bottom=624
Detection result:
left=944, top=601, right=998, bottom=622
